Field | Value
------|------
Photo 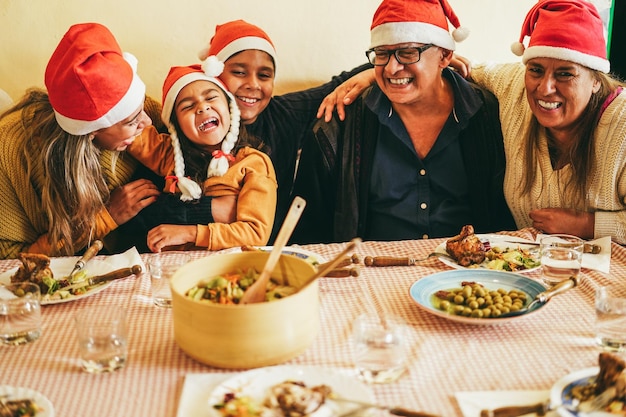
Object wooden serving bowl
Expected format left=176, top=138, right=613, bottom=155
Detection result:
left=170, top=252, right=320, bottom=369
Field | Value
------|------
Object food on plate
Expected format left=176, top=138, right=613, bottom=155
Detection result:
left=265, top=381, right=331, bottom=417
left=0, top=397, right=42, bottom=417
left=10, top=252, right=90, bottom=300
left=185, top=268, right=296, bottom=304
left=213, top=380, right=331, bottom=417
left=445, top=225, right=486, bottom=267
left=568, top=352, right=626, bottom=414
left=10, top=253, right=55, bottom=292
left=483, top=246, right=540, bottom=272
left=432, top=281, right=529, bottom=318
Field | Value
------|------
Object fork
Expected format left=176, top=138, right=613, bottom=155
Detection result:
left=577, top=386, right=616, bottom=413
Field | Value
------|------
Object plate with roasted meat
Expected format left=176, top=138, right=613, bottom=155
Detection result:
left=409, top=269, right=547, bottom=325
left=0, top=385, right=54, bottom=417
left=551, top=352, right=626, bottom=416
left=208, top=365, right=374, bottom=417
left=436, top=226, right=541, bottom=273
left=0, top=248, right=143, bottom=305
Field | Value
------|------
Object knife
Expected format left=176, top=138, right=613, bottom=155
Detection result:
left=68, top=240, right=103, bottom=278
left=331, top=396, right=440, bottom=417
left=503, top=240, right=601, bottom=254
left=60, top=264, right=142, bottom=291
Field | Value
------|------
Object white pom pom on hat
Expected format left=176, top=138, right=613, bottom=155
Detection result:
left=511, top=0, right=609, bottom=73
left=160, top=57, right=241, bottom=201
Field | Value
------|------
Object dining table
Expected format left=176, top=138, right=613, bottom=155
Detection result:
left=0, top=227, right=623, bottom=417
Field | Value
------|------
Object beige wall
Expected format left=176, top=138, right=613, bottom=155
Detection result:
left=0, top=0, right=535, bottom=102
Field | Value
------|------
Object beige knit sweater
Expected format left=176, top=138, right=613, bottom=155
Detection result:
left=472, top=62, right=626, bottom=243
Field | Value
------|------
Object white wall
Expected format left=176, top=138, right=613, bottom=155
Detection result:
left=0, top=0, right=536, bottom=101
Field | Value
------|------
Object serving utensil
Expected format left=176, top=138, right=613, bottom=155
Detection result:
left=298, top=238, right=362, bottom=290
left=240, top=197, right=306, bottom=304
left=497, top=275, right=579, bottom=318
left=479, top=385, right=615, bottom=417
left=68, top=240, right=103, bottom=278
left=59, top=265, right=142, bottom=292
left=332, top=395, right=439, bottom=417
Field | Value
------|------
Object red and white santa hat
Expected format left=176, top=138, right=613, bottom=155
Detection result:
left=369, top=0, right=469, bottom=51
left=511, top=0, right=609, bottom=73
left=161, top=58, right=241, bottom=201
left=45, top=22, right=146, bottom=136
left=198, top=19, right=277, bottom=66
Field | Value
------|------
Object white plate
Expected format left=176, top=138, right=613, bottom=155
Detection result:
left=0, top=259, right=114, bottom=305
left=0, top=385, right=55, bottom=417
left=207, top=365, right=374, bottom=417
left=550, top=367, right=605, bottom=417
left=435, top=234, right=541, bottom=273
left=214, top=246, right=326, bottom=266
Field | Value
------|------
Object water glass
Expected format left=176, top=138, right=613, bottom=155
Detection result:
left=147, top=253, right=190, bottom=308
left=595, top=285, right=626, bottom=352
left=75, top=305, right=128, bottom=373
left=0, top=283, right=42, bottom=346
left=352, top=313, right=407, bottom=384
left=540, top=234, right=583, bottom=286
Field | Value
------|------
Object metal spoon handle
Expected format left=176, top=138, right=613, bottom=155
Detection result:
left=537, top=275, right=579, bottom=302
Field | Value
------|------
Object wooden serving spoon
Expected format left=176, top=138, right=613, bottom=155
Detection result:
left=240, top=197, right=306, bottom=304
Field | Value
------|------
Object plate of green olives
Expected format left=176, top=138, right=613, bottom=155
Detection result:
left=409, top=269, right=547, bottom=325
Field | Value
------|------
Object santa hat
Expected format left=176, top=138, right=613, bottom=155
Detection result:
left=45, top=22, right=146, bottom=136
left=369, top=0, right=469, bottom=51
left=198, top=19, right=277, bottom=66
left=161, top=57, right=241, bottom=201
left=511, top=0, right=609, bottom=73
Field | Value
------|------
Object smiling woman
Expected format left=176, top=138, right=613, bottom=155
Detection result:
left=469, top=0, right=626, bottom=244
left=0, top=23, right=161, bottom=259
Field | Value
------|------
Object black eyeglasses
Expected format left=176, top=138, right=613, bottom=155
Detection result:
left=365, top=44, right=434, bottom=66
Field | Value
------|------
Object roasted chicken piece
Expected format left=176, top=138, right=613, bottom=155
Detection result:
left=445, top=225, right=486, bottom=267
left=265, top=381, right=331, bottom=417
left=11, top=253, right=54, bottom=293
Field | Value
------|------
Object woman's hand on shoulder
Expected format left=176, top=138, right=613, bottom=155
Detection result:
left=449, top=54, right=472, bottom=79
left=529, top=208, right=594, bottom=239
left=317, top=69, right=375, bottom=122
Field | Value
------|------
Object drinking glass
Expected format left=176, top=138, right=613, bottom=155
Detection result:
left=75, top=305, right=128, bottom=373
left=595, top=285, right=626, bottom=352
left=540, top=234, right=583, bottom=286
left=0, top=283, right=41, bottom=346
left=147, top=253, right=190, bottom=308
left=352, top=313, right=407, bottom=384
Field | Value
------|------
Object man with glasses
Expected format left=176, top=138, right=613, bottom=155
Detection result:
left=291, top=0, right=515, bottom=244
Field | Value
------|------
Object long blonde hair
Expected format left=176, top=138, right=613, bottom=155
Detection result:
left=5, top=89, right=110, bottom=255
left=522, top=71, right=625, bottom=203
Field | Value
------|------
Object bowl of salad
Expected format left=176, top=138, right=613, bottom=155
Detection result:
left=170, top=252, right=319, bottom=369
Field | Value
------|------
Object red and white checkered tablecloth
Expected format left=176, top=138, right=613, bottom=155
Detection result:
left=1, top=228, right=624, bottom=417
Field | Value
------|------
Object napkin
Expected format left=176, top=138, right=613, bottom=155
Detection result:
left=535, top=235, right=611, bottom=273
left=455, top=390, right=558, bottom=417
left=177, top=373, right=234, bottom=417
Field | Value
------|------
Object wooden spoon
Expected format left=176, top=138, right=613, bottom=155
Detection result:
left=240, top=197, right=306, bottom=304
left=298, top=238, right=362, bottom=290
